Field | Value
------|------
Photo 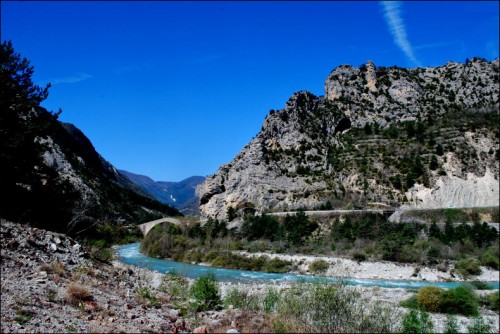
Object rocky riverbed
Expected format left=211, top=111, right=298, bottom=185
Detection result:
left=1, top=220, right=498, bottom=333
left=235, top=250, right=500, bottom=282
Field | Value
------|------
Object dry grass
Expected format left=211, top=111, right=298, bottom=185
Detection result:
left=39, top=260, right=66, bottom=276
left=38, top=263, right=52, bottom=273
left=51, top=260, right=66, bottom=276
left=65, top=283, right=92, bottom=306
left=71, top=264, right=97, bottom=282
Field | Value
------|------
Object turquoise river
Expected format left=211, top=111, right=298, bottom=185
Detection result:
left=116, top=243, right=499, bottom=290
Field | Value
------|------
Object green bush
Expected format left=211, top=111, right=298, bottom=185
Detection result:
left=455, top=258, right=482, bottom=277
left=262, top=257, right=292, bottom=273
left=401, top=308, right=433, bottom=334
left=223, top=288, right=260, bottom=311
left=262, top=287, right=279, bottom=313
left=405, top=285, right=480, bottom=316
left=189, top=273, right=221, bottom=311
left=308, top=259, right=329, bottom=274
left=467, top=316, right=492, bottom=334
left=470, top=281, right=493, bottom=290
left=438, top=285, right=479, bottom=316
left=443, top=314, right=459, bottom=334
left=183, top=249, right=203, bottom=263
left=480, top=244, right=499, bottom=269
left=202, top=250, right=219, bottom=263
left=84, top=239, right=114, bottom=262
left=272, top=281, right=400, bottom=333
left=481, top=252, right=499, bottom=270
left=350, top=249, right=367, bottom=262
left=417, top=286, right=443, bottom=312
left=400, top=295, right=419, bottom=309
left=481, top=291, right=499, bottom=313
left=160, top=272, right=189, bottom=303
left=135, top=285, right=159, bottom=307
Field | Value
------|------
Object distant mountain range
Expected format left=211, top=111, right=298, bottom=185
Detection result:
left=119, top=171, right=204, bottom=216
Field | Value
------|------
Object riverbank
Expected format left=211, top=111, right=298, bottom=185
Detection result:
left=118, top=242, right=499, bottom=332
left=235, top=250, right=500, bottom=282
left=113, top=254, right=500, bottom=334
left=2, top=220, right=499, bottom=333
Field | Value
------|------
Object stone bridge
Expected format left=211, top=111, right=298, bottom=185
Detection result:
left=138, top=217, right=182, bottom=237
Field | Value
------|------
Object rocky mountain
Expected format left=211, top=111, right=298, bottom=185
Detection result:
left=119, top=171, right=204, bottom=216
left=0, top=41, right=180, bottom=237
left=197, top=58, right=499, bottom=223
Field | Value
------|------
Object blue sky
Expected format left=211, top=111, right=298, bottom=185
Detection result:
left=2, top=1, right=499, bottom=181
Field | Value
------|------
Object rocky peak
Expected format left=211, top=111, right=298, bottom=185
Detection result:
left=364, top=60, right=378, bottom=93
left=197, top=59, right=499, bottom=224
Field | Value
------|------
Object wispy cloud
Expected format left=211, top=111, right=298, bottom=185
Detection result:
left=51, top=72, right=93, bottom=85
left=380, top=1, right=421, bottom=67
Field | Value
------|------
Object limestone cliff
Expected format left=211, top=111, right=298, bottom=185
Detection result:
left=197, top=58, right=499, bottom=223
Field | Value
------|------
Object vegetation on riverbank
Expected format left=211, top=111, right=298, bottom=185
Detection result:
left=140, top=211, right=499, bottom=277
left=160, top=272, right=497, bottom=333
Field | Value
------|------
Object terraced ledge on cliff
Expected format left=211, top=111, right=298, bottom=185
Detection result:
left=197, top=58, right=499, bottom=223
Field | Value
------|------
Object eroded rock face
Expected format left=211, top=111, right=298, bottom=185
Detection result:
left=198, top=58, right=500, bottom=223
left=364, top=60, right=378, bottom=93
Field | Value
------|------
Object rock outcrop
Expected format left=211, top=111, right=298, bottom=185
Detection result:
left=197, top=58, right=499, bottom=223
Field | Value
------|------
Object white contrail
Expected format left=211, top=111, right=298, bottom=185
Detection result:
left=380, top=1, right=421, bottom=67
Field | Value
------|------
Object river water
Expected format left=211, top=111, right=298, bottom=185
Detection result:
left=116, top=243, right=499, bottom=290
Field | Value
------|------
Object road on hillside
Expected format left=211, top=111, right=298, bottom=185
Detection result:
left=268, top=209, right=395, bottom=217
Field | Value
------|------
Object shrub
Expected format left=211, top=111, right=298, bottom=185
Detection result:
left=418, top=286, right=443, bottom=312
left=272, top=281, right=400, bottom=333
left=202, top=250, right=220, bottom=263
left=160, top=271, right=189, bottom=302
left=350, top=249, right=367, bottom=263
left=262, top=257, right=292, bottom=273
left=480, top=244, right=499, bottom=269
left=455, top=257, right=482, bottom=277
left=51, top=260, right=66, bottom=276
left=438, top=285, right=479, bottom=316
left=262, top=287, right=279, bottom=313
left=46, top=288, right=58, bottom=302
left=443, top=314, right=459, bottom=334
left=481, top=252, right=499, bottom=270
left=14, top=309, right=33, bottom=325
left=331, top=243, right=336, bottom=252
left=401, top=308, right=433, bottom=334
left=470, top=281, right=492, bottom=290
left=400, top=295, right=419, bottom=309
left=135, top=285, right=159, bottom=307
left=467, top=316, right=492, bottom=334
left=65, top=283, right=92, bottom=306
left=85, top=239, right=114, bottom=262
left=38, top=260, right=66, bottom=276
left=183, top=249, right=203, bottom=263
left=482, top=291, right=499, bottom=313
left=189, top=273, right=221, bottom=311
left=223, top=288, right=260, bottom=311
left=308, top=259, right=329, bottom=274
left=136, top=286, right=152, bottom=300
